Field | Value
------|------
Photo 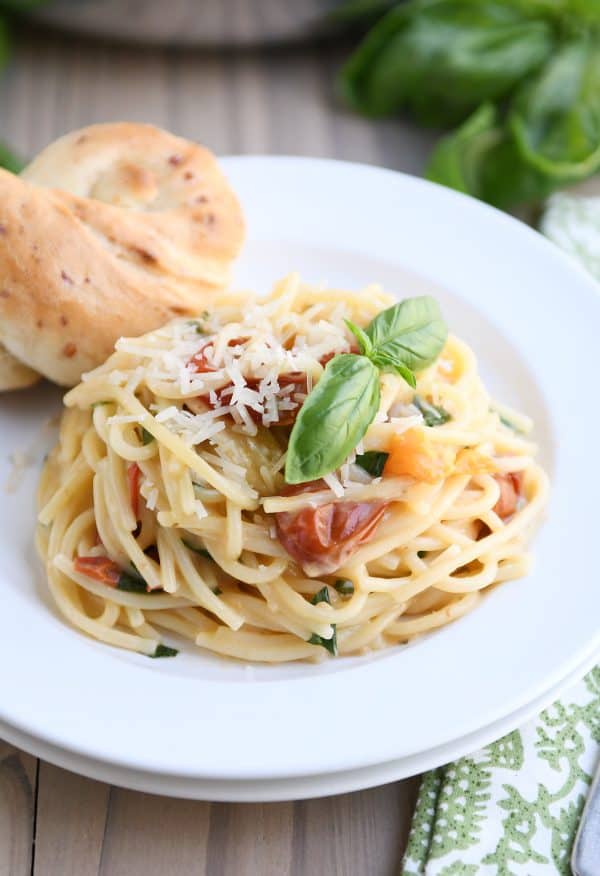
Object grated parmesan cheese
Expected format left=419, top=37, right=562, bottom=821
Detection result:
left=323, top=471, right=345, bottom=498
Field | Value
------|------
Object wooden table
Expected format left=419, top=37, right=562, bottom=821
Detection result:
left=0, top=26, right=438, bottom=875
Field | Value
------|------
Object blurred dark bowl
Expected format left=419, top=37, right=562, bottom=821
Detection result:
left=27, top=0, right=344, bottom=46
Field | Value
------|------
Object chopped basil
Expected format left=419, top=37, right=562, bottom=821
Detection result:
left=213, top=586, right=223, bottom=596
left=335, top=578, right=355, bottom=596
left=308, top=632, right=338, bottom=656
left=417, top=550, right=428, bottom=559
left=118, top=569, right=149, bottom=593
left=150, top=644, right=179, bottom=658
left=413, top=394, right=451, bottom=427
left=308, top=586, right=338, bottom=655
left=182, top=538, right=212, bottom=560
left=355, top=450, right=388, bottom=477
left=140, top=426, right=155, bottom=445
left=494, top=409, right=524, bottom=435
left=311, top=586, right=331, bottom=605
left=187, top=319, right=206, bottom=335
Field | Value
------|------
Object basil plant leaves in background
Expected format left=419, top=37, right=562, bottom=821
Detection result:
left=339, top=0, right=600, bottom=209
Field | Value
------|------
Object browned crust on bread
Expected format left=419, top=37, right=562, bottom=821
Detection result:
left=0, top=123, right=244, bottom=386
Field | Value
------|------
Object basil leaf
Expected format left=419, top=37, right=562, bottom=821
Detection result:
left=335, top=578, right=355, bottom=595
left=118, top=569, right=149, bottom=593
left=141, top=426, right=154, bottom=445
left=285, top=354, right=380, bottom=484
left=417, top=550, right=428, bottom=558
left=355, top=450, right=389, bottom=477
left=413, top=395, right=451, bottom=427
left=339, top=0, right=555, bottom=124
left=368, top=351, right=417, bottom=387
left=345, top=318, right=373, bottom=356
left=308, top=586, right=338, bottom=655
left=150, top=644, right=179, bottom=658
left=510, top=36, right=600, bottom=181
left=426, top=102, right=556, bottom=208
left=366, top=297, right=447, bottom=372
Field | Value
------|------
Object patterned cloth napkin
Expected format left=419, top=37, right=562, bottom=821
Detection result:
left=401, top=192, right=600, bottom=876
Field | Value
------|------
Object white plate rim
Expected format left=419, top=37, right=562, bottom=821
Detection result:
left=2, top=155, right=600, bottom=781
left=2, top=645, right=597, bottom=802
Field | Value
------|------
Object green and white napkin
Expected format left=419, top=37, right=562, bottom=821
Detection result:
left=402, top=190, right=600, bottom=876
left=401, top=669, right=600, bottom=875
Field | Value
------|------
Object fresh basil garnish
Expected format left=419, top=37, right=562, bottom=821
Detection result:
left=335, top=578, right=355, bottom=596
left=308, top=586, right=338, bottom=656
left=150, top=644, right=179, bottom=658
left=355, top=450, right=389, bottom=477
left=413, top=394, right=451, bottom=427
left=417, top=550, right=428, bottom=559
left=140, top=426, right=155, bottom=445
left=285, top=297, right=447, bottom=484
left=285, top=354, right=380, bottom=484
left=362, top=297, right=448, bottom=373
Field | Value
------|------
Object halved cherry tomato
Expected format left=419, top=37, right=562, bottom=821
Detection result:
left=74, top=555, right=121, bottom=587
left=275, top=481, right=388, bottom=576
left=127, top=462, right=141, bottom=520
left=493, top=472, right=523, bottom=519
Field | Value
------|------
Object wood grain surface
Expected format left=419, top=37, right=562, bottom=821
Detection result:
left=0, top=25, right=432, bottom=876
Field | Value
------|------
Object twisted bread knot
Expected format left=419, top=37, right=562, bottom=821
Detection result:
left=0, top=122, right=244, bottom=388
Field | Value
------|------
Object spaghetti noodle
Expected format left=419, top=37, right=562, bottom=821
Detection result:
left=37, top=275, right=548, bottom=662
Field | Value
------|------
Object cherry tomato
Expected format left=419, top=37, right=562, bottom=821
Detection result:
left=493, top=472, right=523, bottom=519
left=74, top=555, right=121, bottom=587
left=275, top=481, right=388, bottom=575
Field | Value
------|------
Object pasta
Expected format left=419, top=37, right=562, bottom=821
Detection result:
left=37, top=274, right=549, bottom=663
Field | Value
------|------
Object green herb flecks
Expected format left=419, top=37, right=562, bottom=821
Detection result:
left=140, top=426, right=155, bottom=445
left=413, top=394, right=451, bottom=427
left=118, top=568, right=150, bottom=593
left=285, top=297, right=447, bottom=484
left=307, top=586, right=338, bottom=656
left=417, top=550, right=428, bottom=559
left=355, top=450, right=389, bottom=477
left=493, top=407, right=525, bottom=435
left=335, top=578, right=355, bottom=596
left=150, top=644, right=179, bottom=658
left=182, top=538, right=213, bottom=560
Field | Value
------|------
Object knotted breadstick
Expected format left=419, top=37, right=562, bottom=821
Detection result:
left=0, top=123, right=244, bottom=388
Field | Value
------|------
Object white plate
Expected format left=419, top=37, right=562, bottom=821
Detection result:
left=1, top=645, right=597, bottom=801
left=2, top=156, right=600, bottom=784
